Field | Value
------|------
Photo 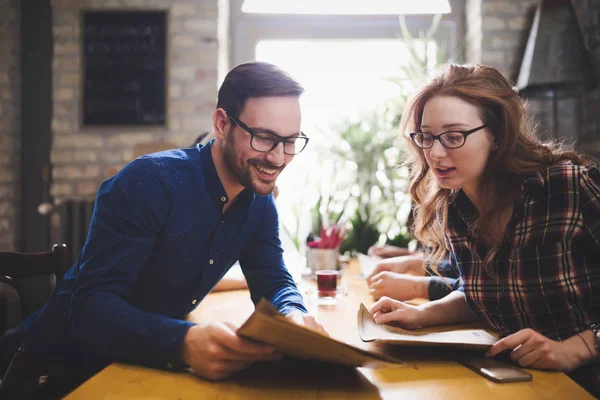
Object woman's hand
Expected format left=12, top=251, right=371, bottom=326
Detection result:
left=486, top=328, right=584, bottom=372
left=368, top=296, right=426, bottom=329
left=368, top=272, right=430, bottom=301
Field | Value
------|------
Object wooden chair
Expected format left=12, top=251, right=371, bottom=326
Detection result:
left=0, top=243, right=69, bottom=321
left=0, top=243, right=69, bottom=380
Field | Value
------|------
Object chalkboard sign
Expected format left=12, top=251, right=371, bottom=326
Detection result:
left=83, top=11, right=166, bottom=126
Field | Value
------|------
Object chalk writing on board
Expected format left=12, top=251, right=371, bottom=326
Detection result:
left=83, top=12, right=166, bottom=126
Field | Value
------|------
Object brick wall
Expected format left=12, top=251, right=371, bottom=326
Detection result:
left=0, top=0, right=20, bottom=251
left=465, top=0, right=538, bottom=81
left=466, top=0, right=598, bottom=155
left=571, top=0, right=600, bottom=157
left=465, top=0, right=556, bottom=140
left=51, top=0, right=223, bottom=200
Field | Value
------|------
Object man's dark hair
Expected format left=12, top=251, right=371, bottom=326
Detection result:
left=217, top=61, right=304, bottom=119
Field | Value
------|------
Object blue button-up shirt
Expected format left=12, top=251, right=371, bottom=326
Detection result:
left=22, top=141, right=307, bottom=374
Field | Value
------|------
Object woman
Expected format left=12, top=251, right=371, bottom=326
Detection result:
left=369, top=64, right=599, bottom=390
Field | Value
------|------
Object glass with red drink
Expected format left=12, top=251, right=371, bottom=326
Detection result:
left=316, top=269, right=339, bottom=298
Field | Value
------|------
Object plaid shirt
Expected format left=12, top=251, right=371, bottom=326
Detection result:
left=447, top=163, right=600, bottom=341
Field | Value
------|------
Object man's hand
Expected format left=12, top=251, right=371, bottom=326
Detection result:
left=285, top=310, right=328, bottom=336
left=182, top=322, right=281, bottom=381
left=366, top=254, right=426, bottom=284
left=486, top=328, right=583, bottom=372
left=368, top=272, right=431, bottom=301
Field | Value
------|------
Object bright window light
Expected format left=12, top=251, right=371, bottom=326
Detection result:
left=255, top=39, right=437, bottom=255
left=242, top=0, right=451, bottom=15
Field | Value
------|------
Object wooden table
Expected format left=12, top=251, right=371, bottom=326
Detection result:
left=66, top=261, right=592, bottom=399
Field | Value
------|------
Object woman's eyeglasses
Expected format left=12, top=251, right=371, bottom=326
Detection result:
left=410, top=124, right=488, bottom=149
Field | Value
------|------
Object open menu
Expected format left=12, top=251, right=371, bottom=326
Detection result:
left=358, top=303, right=498, bottom=350
left=237, top=299, right=401, bottom=368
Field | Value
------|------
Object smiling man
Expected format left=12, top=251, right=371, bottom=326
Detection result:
left=1, top=62, right=321, bottom=400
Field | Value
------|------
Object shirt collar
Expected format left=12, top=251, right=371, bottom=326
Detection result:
left=450, top=189, right=478, bottom=222
left=521, top=170, right=546, bottom=197
left=198, top=139, right=255, bottom=212
left=521, top=162, right=575, bottom=197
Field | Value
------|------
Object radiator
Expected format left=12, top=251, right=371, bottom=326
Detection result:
left=41, top=199, right=95, bottom=267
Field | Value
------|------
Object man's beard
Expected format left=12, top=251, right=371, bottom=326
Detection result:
left=223, top=132, right=280, bottom=196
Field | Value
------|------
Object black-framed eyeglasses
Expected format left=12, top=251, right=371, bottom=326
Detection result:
left=410, top=124, right=488, bottom=149
left=228, top=114, right=309, bottom=155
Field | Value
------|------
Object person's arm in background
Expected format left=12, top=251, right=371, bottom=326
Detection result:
left=368, top=244, right=414, bottom=258
left=212, top=278, right=247, bottom=292
left=426, top=257, right=461, bottom=301
left=239, top=196, right=325, bottom=333
left=369, top=251, right=474, bottom=327
left=212, top=262, right=248, bottom=292
left=427, top=274, right=461, bottom=301
left=367, top=253, right=429, bottom=301
left=367, top=253, right=459, bottom=301
left=366, top=253, right=426, bottom=279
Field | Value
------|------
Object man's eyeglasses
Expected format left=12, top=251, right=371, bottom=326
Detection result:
left=228, top=114, right=309, bottom=155
left=410, top=124, right=488, bottom=149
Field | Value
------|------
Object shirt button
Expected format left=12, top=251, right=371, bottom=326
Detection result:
left=192, top=299, right=197, bottom=305
left=221, top=196, right=227, bottom=202
left=166, top=363, right=173, bottom=370
left=209, top=259, right=214, bottom=264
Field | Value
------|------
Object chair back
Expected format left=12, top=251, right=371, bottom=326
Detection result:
left=0, top=244, right=69, bottom=328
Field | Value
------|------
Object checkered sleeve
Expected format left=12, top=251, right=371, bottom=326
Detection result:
left=580, top=166, right=600, bottom=246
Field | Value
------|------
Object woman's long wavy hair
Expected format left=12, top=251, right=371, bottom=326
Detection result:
left=402, top=64, right=589, bottom=272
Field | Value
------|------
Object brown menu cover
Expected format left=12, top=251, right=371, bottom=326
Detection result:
left=236, top=299, right=401, bottom=368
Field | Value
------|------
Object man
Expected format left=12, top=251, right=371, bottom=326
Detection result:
left=0, top=61, right=322, bottom=399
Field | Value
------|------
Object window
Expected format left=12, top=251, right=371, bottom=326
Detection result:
left=229, top=0, right=459, bottom=257
left=241, top=0, right=451, bottom=15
